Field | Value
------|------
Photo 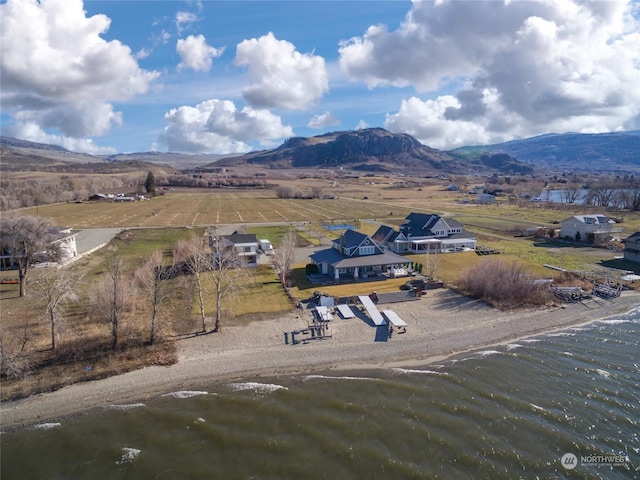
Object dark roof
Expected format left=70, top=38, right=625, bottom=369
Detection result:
left=401, top=213, right=440, bottom=237
left=225, top=232, right=258, bottom=244
left=333, top=251, right=409, bottom=268
left=387, top=231, right=406, bottom=242
left=310, top=248, right=346, bottom=265
left=446, top=218, right=463, bottom=229
left=338, top=229, right=370, bottom=249
left=371, top=225, right=394, bottom=243
left=400, top=213, right=466, bottom=238
left=624, top=231, right=640, bottom=242
left=310, top=247, right=409, bottom=268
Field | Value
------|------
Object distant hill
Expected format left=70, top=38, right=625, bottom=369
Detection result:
left=0, top=136, right=105, bottom=166
left=208, top=128, right=530, bottom=174
left=104, top=151, right=236, bottom=169
left=0, top=136, right=222, bottom=170
left=0, top=137, right=178, bottom=174
left=449, top=131, right=640, bottom=172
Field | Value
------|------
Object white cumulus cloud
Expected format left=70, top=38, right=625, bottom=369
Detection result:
left=159, top=99, right=294, bottom=153
left=385, top=94, right=512, bottom=150
left=0, top=0, right=159, bottom=151
left=308, top=111, right=340, bottom=129
left=176, top=34, right=224, bottom=72
left=342, top=0, right=640, bottom=148
left=234, top=32, right=328, bottom=110
left=176, top=10, right=199, bottom=35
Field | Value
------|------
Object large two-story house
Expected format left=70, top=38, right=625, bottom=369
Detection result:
left=309, top=229, right=411, bottom=283
left=373, top=213, right=477, bottom=254
left=560, top=214, right=623, bottom=243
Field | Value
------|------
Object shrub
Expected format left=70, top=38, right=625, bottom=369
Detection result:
left=456, top=258, right=553, bottom=309
left=305, top=263, right=319, bottom=275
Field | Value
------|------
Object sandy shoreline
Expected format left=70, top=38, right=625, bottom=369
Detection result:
left=2, top=289, right=638, bottom=429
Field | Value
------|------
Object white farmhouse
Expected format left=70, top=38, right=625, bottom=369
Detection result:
left=560, top=214, right=623, bottom=243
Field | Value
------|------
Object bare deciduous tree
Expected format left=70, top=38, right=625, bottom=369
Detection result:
left=309, top=186, right=323, bottom=198
left=0, top=327, right=31, bottom=380
left=209, top=234, right=248, bottom=332
left=561, top=183, right=584, bottom=204
left=0, top=215, right=59, bottom=297
left=272, top=229, right=297, bottom=288
left=92, top=253, right=130, bottom=349
left=33, top=269, right=79, bottom=351
left=135, top=249, right=171, bottom=344
left=275, top=185, right=294, bottom=198
left=173, top=235, right=210, bottom=333
left=585, top=181, right=616, bottom=207
left=423, top=250, right=440, bottom=280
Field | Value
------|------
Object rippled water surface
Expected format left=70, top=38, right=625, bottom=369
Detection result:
left=2, top=308, right=639, bottom=479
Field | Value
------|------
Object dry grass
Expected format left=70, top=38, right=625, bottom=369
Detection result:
left=196, top=265, right=293, bottom=320
left=1, top=338, right=177, bottom=402
left=456, top=257, right=555, bottom=309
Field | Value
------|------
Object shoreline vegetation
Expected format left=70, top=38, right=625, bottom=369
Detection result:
left=2, top=288, right=638, bottom=430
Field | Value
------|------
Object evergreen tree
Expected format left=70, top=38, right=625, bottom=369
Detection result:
left=145, top=171, right=156, bottom=195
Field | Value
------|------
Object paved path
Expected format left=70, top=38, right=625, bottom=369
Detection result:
left=71, top=228, right=122, bottom=260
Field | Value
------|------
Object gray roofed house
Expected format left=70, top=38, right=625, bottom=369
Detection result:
left=560, top=214, right=623, bottom=244
left=372, top=213, right=476, bottom=254
left=309, top=229, right=411, bottom=284
left=214, top=231, right=259, bottom=267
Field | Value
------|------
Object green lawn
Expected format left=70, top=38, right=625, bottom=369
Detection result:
left=198, top=265, right=293, bottom=320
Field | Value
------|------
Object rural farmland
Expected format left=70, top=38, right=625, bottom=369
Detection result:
left=17, top=190, right=416, bottom=228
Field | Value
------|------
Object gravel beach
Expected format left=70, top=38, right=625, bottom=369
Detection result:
left=2, top=289, right=638, bottom=429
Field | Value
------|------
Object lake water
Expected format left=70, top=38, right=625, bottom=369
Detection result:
left=2, top=307, right=639, bottom=479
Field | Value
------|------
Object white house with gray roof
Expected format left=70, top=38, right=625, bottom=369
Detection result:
left=373, top=213, right=476, bottom=254
left=213, top=231, right=259, bottom=267
left=309, top=229, right=410, bottom=283
left=560, top=214, right=623, bottom=243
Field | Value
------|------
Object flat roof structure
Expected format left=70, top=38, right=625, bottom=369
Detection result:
left=382, top=310, right=408, bottom=327
left=336, top=304, right=355, bottom=319
left=357, top=295, right=386, bottom=326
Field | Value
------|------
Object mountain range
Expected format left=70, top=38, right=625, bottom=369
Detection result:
left=1, top=128, right=639, bottom=174
left=450, top=130, right=640, bottom=172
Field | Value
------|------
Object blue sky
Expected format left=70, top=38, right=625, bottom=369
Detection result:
left=1, top=0, right=639, bottom=154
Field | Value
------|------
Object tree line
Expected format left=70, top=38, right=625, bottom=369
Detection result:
left=0, top=173, right=145, bottom=210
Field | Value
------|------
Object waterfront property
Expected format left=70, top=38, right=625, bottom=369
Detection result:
left=309, top=229, right=411, bottom=284
left=559, top=214, right=623, bottom=243
left=372, top=213, right=477, bottom=254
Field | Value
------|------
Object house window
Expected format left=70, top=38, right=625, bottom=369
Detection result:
left=359, top=246, right=375, bottom=255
